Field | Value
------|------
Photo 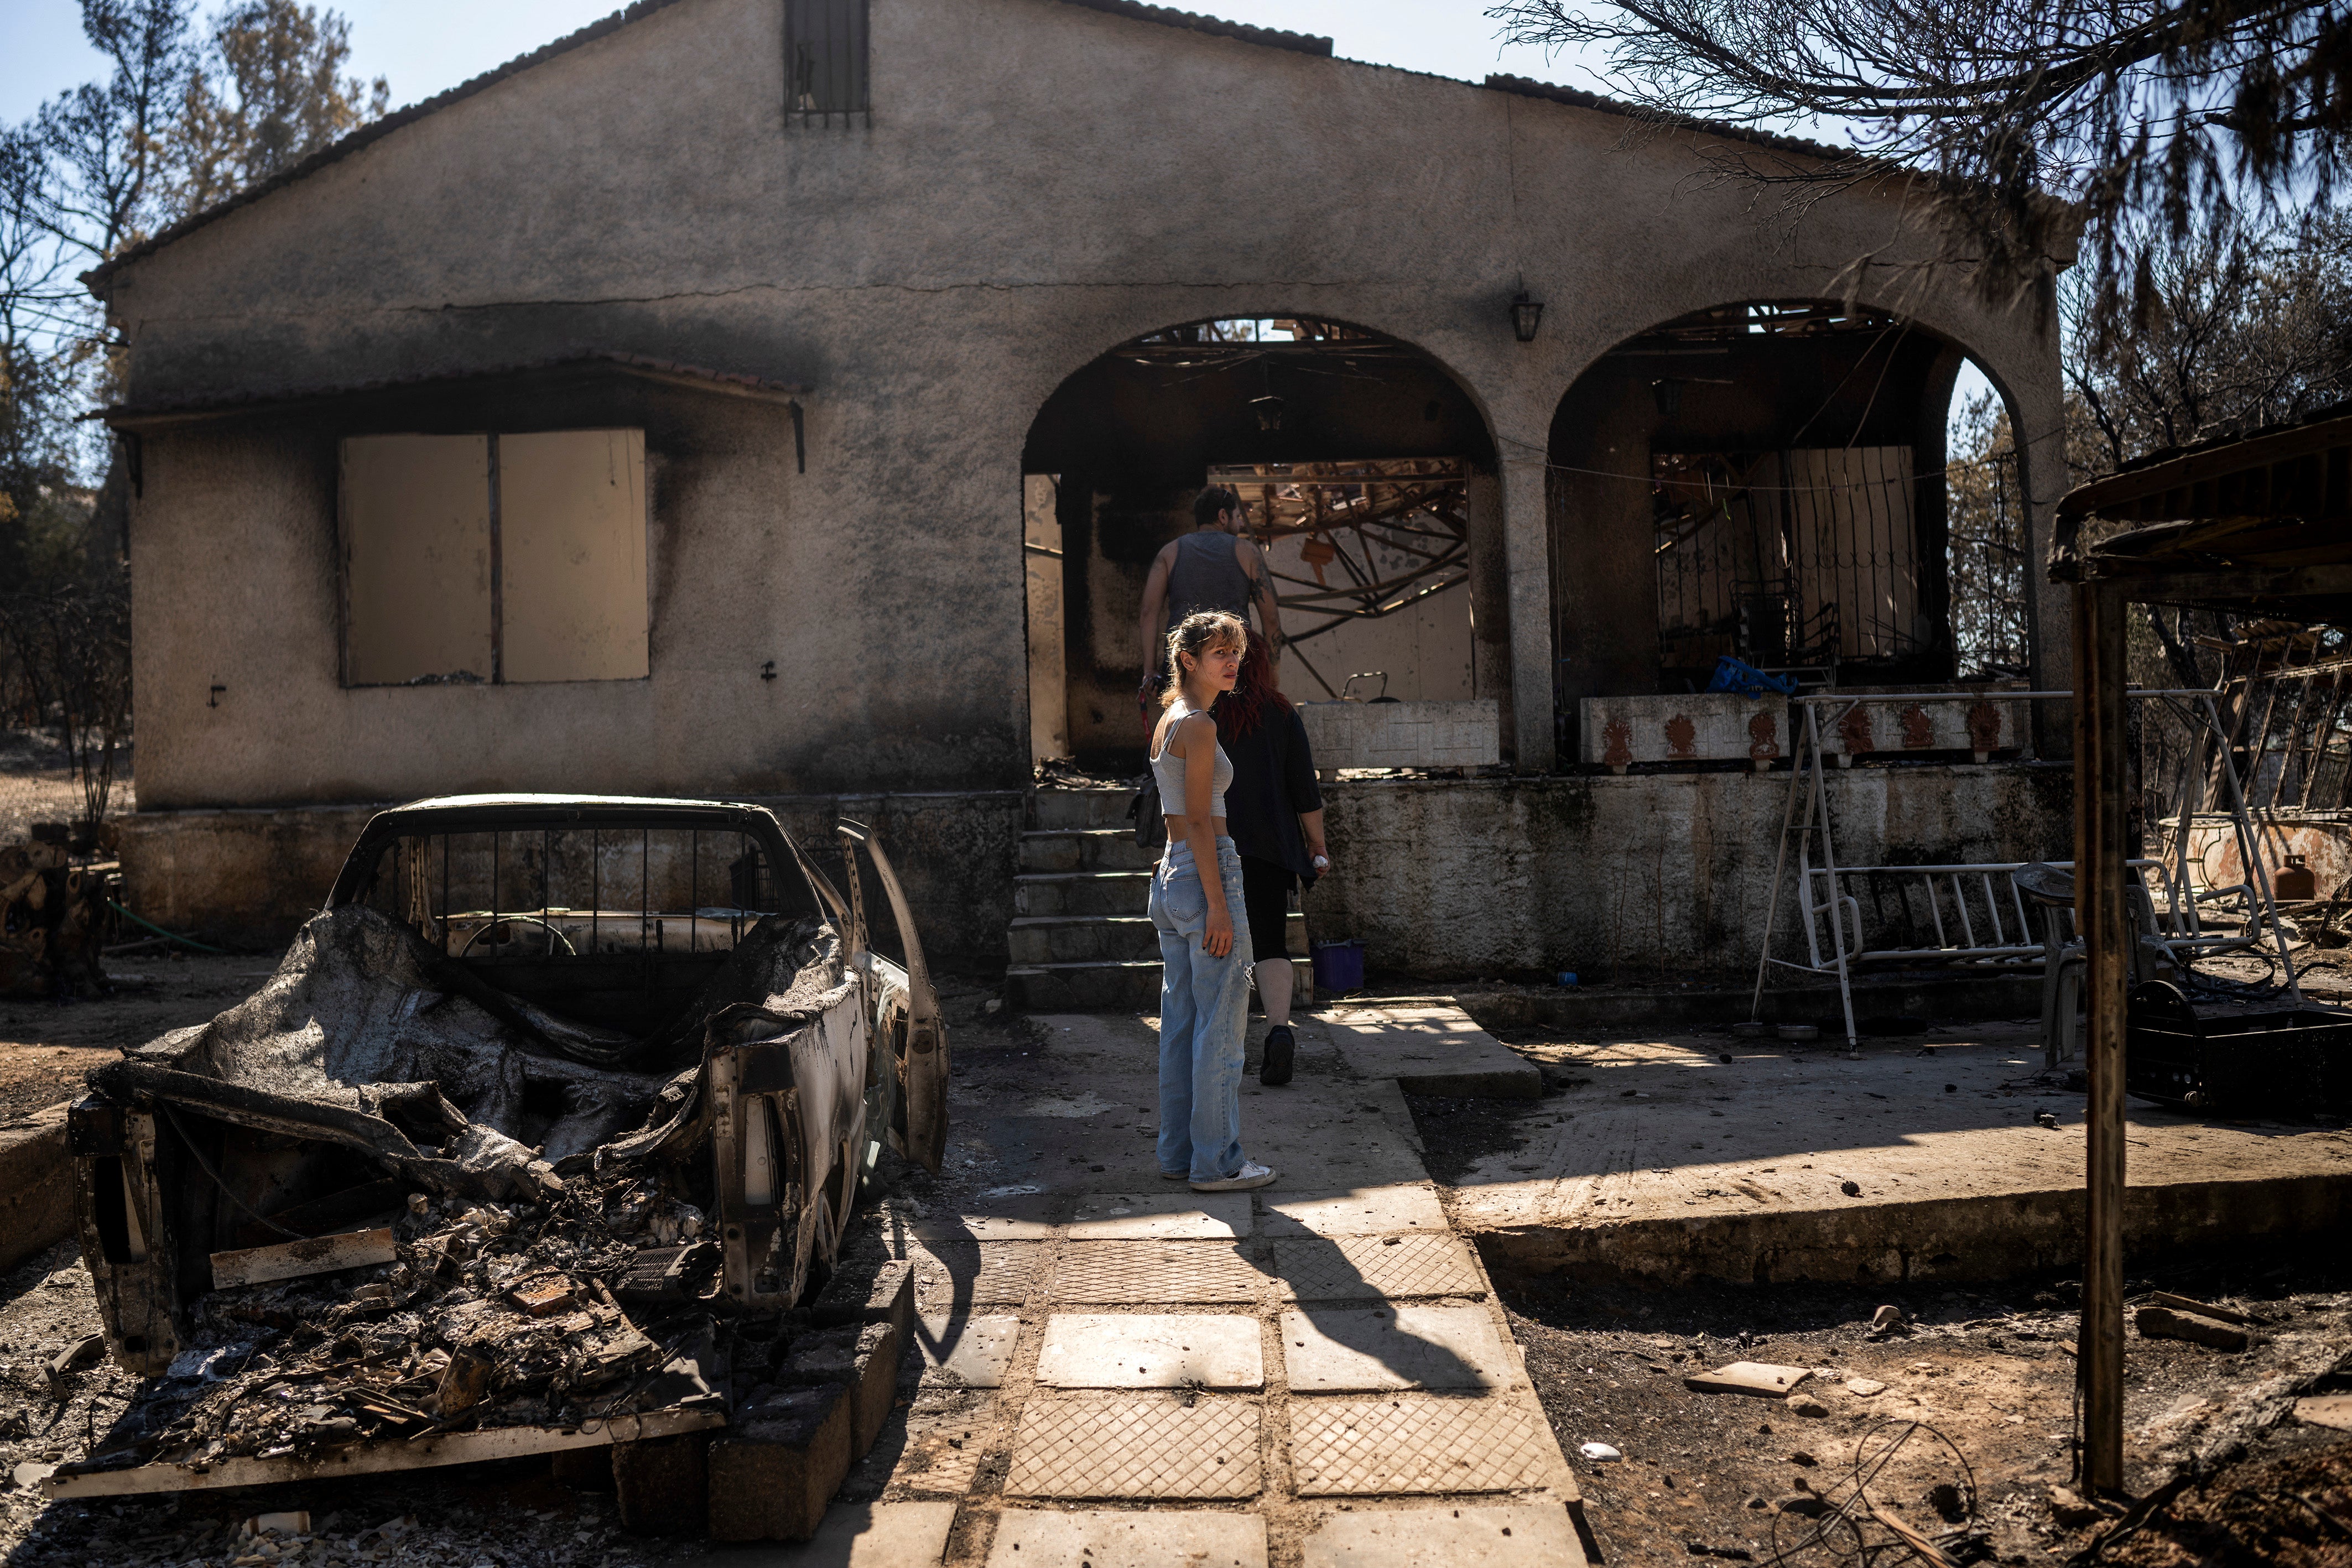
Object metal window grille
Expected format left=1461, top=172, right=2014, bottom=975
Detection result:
left=1944, top=443, right=2030, bottom=678
left=785, top=0, right=869, bottom=125
left=1652, top=447, right=1923, bottom=676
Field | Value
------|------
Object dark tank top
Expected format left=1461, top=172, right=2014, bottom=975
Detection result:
left=1166, top=529, right=1256, bottom=629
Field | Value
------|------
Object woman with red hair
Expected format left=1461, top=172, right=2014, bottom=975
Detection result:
left=1214, top=632, right=1329, bottom=1086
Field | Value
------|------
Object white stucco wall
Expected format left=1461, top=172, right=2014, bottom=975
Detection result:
left=101, top=0, right=2068, bottom=808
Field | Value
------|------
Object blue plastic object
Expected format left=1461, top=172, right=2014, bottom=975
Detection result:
left=1705, top=655, right=1801, bottom=698
left=1556, top=971, right=1579, bottom=988
left=1311, top=939, right=1366, bottom=994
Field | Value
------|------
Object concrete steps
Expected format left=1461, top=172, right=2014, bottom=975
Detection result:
left=1006, top=959, right=1168, bottom=1011
left=1014, top=871, right=1154, bottom=917
left=1006, top=788, right=1312, bottom=1012
left=1018, top=829, right=1158, bottom=874
left=1008, top=915, right=1159, bottom=965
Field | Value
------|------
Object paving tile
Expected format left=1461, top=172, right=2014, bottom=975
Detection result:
left=1006, top=1393, right=1262, bottom=1498
left=1300, top=1504, right=1585, bottom=1567
left=985, top=1508, right=1267, bottom=1567
left=696, top=1501, right=959, bottom=1566
left=1035, top=1313, right=1262, bottom=1389
left=1278, top=1306, right=1517, bottom=1391
left=1262, top=1184, right=1448, bottom=1237
left=902, top=1241, right=1045, bottom=1307
left=1052, top=1240, right=1268, bottom=1303
left=1070, top=1192, right=1252, bottom=1239
left=904, top=1199, right=1061, bottom=1242
left=915, top=1313, right=1020, bottom=1388
left=1290, top=1393, right=1569, bottom=1496
left=1272, top=1234, right=1486, bottom=1300
left=888, top=1391, right=1000, bottom=1496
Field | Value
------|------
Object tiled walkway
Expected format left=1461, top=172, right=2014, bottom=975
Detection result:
left=779, top=1009, right=1590, bottom=1568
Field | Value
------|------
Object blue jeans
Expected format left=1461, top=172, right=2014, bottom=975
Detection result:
left=1149, top=837, right=1256, bottom=1182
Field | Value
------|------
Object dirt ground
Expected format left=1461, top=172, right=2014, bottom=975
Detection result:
left=0, top=955, right=264, bottom=1121
left=0, top=732, right=129, bottom=847
left=1408, top=1050, right=2352, bottom=1568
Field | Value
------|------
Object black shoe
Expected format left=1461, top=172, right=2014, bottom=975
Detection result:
left=1260, top=1025, right=1295, bottom=1086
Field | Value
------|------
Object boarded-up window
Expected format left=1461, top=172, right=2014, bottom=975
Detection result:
left=342, top=435, right=494, bottom=686
left=501, top=431, right=649, bottom=682
left=341, top=430, right=648, bottom=686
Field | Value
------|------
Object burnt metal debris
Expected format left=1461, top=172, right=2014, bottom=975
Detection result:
left=48, top=796, right=945, bottom=1538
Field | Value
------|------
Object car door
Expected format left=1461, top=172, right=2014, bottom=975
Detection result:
left=837, top=822, right=948, bottom=1173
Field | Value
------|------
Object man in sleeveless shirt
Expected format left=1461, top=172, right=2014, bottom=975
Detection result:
left=1136, top=486, right=1286, bottom=718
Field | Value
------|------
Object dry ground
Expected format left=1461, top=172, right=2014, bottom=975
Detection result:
left=0, top=956, right=262, bottom=1121
left=1408, top=1035, right=2352, bottom=1568
left=0, top=732, right=128, bottom=847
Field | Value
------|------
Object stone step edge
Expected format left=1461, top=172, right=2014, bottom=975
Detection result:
left=1009, top=915, right=1155, bottom=928
left=1014, top=870, right=1152, bottom=882
left=1005, top=958, right=1313, bottom=974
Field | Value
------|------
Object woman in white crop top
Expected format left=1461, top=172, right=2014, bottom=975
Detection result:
left=1146, top=611, right=1278, bottom=1194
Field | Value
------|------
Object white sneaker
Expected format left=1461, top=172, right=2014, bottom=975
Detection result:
left=1191, top=1161, right=1277, bottom=1192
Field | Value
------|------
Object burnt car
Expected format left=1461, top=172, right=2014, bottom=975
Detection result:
left=54, top=796, right=945, bottom=1518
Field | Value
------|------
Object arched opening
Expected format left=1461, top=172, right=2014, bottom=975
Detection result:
left=1548, top=299, right=1995, bottom=744
left=1023, top=317, right=1501, bottom=770
left=1944, top=356, right=2034, bottom=680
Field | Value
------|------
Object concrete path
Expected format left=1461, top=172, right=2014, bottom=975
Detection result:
left=729, top=1008, right=1588, bottom=1567
left=1449, top=1018, right=2352, bottom=1285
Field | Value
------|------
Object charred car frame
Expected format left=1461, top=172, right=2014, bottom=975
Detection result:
left=55, top=796, right=946, bottom=1519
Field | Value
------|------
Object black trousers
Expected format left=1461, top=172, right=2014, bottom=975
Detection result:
left=1239, top=855, right=1294, bottom=967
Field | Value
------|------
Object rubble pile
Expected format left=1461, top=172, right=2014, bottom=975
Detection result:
left=70, top=1166, right=744, bottom=1477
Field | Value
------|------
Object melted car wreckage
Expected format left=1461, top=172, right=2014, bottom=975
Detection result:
left=53, top=798, right=947, bottom=1539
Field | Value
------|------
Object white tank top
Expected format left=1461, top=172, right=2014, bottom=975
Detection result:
left=1151, top=700, right=1232, bottom=819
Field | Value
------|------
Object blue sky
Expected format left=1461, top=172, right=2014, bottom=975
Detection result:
left=1, top=1, right=1621, bottom=124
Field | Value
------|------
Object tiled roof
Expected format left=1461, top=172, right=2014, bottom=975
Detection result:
left=1480, top=74, right=1854, bottom=166
left=1056, top=0, right=1329, bottom=55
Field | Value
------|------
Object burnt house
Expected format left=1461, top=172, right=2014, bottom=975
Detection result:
left=90, top=0, right=2076, bottom=978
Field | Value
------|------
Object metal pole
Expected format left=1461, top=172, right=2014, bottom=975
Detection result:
left=1812, top=704, right=1861, bottom=1053
left=2075, top=582, right=2129, bottom=1494
left=1750, top=711, right=1812, bottom=1020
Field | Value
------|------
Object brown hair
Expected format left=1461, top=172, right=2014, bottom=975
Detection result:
left=1159, top=611, right=1246, bottom=710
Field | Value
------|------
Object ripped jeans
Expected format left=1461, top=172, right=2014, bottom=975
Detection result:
left=1148, top=837, right=1256, bottom=1182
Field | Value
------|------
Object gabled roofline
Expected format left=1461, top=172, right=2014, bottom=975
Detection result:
left=87, top=0, right=698, bottom=289
left=1055, top=0, right=1329, bottom=56
left=1480, top=74, right=1854, bottom=167
left=83, top=0, right=1860, bottom=293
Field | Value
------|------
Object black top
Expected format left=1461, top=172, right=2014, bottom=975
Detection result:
left=1213, top=700, right=1324, bottom=885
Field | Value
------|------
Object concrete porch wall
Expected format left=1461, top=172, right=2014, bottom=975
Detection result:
left=117, top=790, right=1026, bottom=968
left=119, top=766, right=2075, bottom=984
left=1305, top=764, right=2076, bottom=982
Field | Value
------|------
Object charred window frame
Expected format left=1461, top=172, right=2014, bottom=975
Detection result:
left=785, top=0, right=869, bottom=125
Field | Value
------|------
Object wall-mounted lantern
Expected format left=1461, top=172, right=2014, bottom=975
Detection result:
left=1250, top=393, right=1286, bottom=432
left=1511, top=291, right=1545, bottom=343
